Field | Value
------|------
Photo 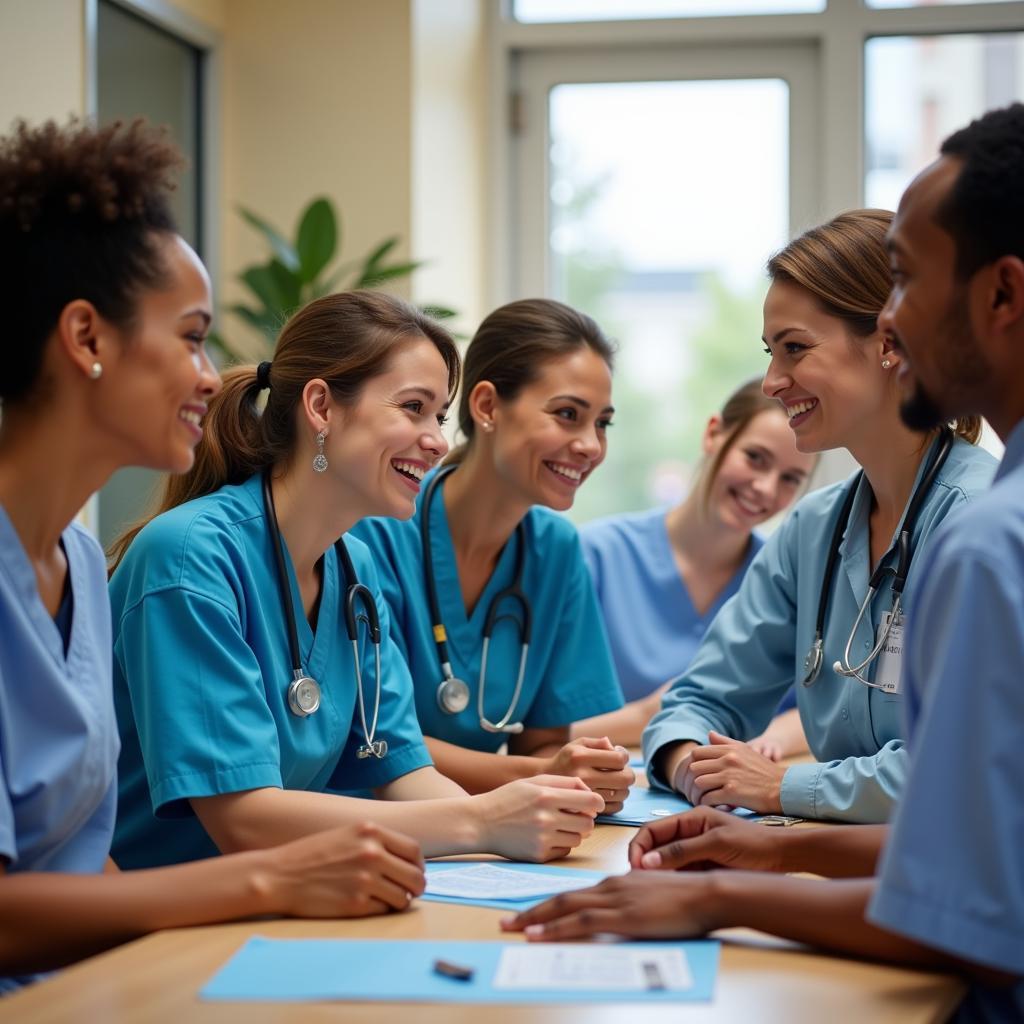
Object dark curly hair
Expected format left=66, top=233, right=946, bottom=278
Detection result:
left=0, top=118, right=183, bottom=403
left=938, top=102, right=1024, bottom=280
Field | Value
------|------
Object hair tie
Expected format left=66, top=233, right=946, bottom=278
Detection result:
left=256, top=360, right=273, bottom=391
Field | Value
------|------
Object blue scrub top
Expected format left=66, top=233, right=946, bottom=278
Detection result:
left=868, top=421, right=1024, bottom=1023
left=0, top=510, right=119, bottom=993
left=350, top=469, right=623, bottom=754
left=110, top=474, right=432, bottom=869
left=643, top=435, right=996, bottom=823
left=580, top=507, right=763, bottom=702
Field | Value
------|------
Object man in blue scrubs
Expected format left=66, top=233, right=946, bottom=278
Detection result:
left=504, top=104, right=1024, bottom=1019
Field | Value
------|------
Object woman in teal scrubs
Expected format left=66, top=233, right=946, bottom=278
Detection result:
left=577, top=377, right=816, bottom=749
left=352, top=299, right=634, bottom=811
left=643, top=210, right=996, bottom=823
left=0, top=120, right=426, bottom=992
left=109, top=291, right=602, bottom=869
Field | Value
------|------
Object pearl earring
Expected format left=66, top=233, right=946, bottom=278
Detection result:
left=881, top=359, right=892, bottom=369
left=312, top=430, right=328, bottom=473
left=89, top=361, right=103, bottom=380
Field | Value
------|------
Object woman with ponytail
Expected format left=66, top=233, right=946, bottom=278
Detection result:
left=643, top=210, right=997, bottom=824
left=108, top=290, right=602, bottom=872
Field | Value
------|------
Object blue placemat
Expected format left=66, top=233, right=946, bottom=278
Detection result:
left=200, top=937, right=720, bottom=1004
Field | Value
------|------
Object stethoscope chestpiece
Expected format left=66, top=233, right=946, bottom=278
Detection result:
left=437, top=675, right=471, bottom=715
left=287, top=673, right=322, bottom=717
left=802, top=638, right=824, bottom=687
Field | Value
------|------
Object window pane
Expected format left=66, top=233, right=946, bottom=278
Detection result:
left=548, top=80, right=788, bottom=522
left=868, top=1, right=1019, bottom=8
left=865, top=32, right=1024, bottom=210
left=515, top=0, right=823, bottom=22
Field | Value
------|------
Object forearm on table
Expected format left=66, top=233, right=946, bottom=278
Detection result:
left=571, top=702, right=648, bottom=747
left=0, top=852, right=279, bottom=975
left=655, top=739, right=699, bottom=789
left=775, top=825, right=888, bottom=877
left=425, top=735, right=539, bottom=792
left=760, top=707, right=809, bottom=758
left=192, top=785, right=484, bottom=860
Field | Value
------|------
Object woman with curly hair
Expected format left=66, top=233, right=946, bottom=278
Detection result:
left=0, top=119, right=426, bottom=992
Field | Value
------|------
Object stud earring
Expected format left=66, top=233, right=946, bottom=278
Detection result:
left=312, top=430, right=328, bottom=473
left=481, top=421, right=494, bottom=433
left=89, top=361, right=103, bottom=380
left=881, top=359, right=892, bottom=369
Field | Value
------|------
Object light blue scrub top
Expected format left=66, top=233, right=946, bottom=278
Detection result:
left=0, top=511, right=119, bottom=993
left=868, top=421, right=1024, bottom=1023
left=643, top=436, right=996, bottom=822
left=109, top=474, right=432, bottom=869
left=580, top=507, right=763, bottom=702
left=351, top=470, right=623, bottom=754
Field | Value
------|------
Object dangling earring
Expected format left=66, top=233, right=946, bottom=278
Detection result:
left=89, top=361, right=103, bottom=380
left=881, top=359, right=892, bottom=369
left=312, top=430, right=328, bottom=473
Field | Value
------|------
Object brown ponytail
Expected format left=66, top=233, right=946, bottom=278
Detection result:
left=767, top=209, right=981, bottom=445
left=109, top=290, right=460, bottom=570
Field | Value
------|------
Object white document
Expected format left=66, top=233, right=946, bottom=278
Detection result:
left=424, top=864, right=597, bottom=900
left=493, top=945, right=693, bottom=992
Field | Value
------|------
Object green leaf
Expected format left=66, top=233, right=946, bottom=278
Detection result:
left=295, top=198, right=337, bottom=283
left=309, top=263, right=352, bottom=300
left=228, top=302, right=280, bottom=340
left=421, top=304, right=457, bottom=320
left=237, top=205, right=300, bottom=272
left=355, top=260, right=423, bottom=289
left=361, top=236, right=399, bottom=273
left=267, top=257, right=302, bottom=311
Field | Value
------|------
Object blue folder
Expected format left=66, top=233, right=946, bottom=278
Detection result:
left=597, top=786, right=757, bottom=826
left=200, top=937, right=720, bottom=1004
left=422, top=860, right=609, bottom=911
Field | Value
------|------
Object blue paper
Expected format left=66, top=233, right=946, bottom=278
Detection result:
left=422, top=860, right=608, bottom=911
left=200, top=937, right=720, bottom=1004
left=597, top=786, right=757, bottom=826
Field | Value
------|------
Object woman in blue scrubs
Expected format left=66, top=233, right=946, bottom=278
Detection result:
left=109, top=291, right=602, bottom=869
left=0, top=120, right=427, bottom=992
left=577, top=378, right=816, bottom=748
left=643, top=209, right=997, bottom=823
left=352, top=299, right=634, bottom=811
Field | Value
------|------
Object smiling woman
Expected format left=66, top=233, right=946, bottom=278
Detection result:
left=351, top=298, right=634, bottom=809
left=643, top=210, right=996, bottom=824
left=108, top=290, right=605, bottom=874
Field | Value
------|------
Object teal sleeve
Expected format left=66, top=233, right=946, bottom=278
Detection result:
left=642, top=519, right=799, bottom=788
left=116, top=587, right=283, bottom=816
left=524, top=533, right=624, bottom=728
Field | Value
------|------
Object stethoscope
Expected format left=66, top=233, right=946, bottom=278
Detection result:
left=802, top=426, right=953, bottom=688
left=420, top=465, right=532, bottom=734
left=262, top=471, right=387, bottom=759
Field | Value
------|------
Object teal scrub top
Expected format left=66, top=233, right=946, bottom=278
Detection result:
left=643, top=435, right=996, bottom=823
left=869, top=420, right=1024, bottom=1022
left=110, top=474, right=432, bottom=869
left=350, top=469, right=623, bottom=754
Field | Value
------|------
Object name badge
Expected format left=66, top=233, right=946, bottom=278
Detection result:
left=872, top=611, right=904, bottom=694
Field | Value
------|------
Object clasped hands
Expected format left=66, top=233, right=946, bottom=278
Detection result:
left=672, top=730, right=786, bottom=813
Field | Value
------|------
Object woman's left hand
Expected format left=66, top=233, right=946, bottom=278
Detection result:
left=499, top=871, right=719, bottom=941
left=678, top=731, right=786, bottom=813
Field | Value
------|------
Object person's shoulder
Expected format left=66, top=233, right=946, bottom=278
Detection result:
left=579, top=506, right=665, bottom=547
left=934, top=436, right=998, bottom=501
left=782, top=475, right=854, bottom=528
left=524, top=504, right=583, bottom=553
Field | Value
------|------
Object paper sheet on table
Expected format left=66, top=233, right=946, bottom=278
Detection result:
left=422, top=861, right=608, bottom=911
left=200, top=937, right=721, bottom=1004
left=425, top=863, right=598, bottom=900
left=494, top=945, right=693, bottom=992
left=597, top=786, right=757, bottom=826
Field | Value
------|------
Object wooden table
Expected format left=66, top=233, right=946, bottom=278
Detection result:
left=1, top=823, right=964, bottom=1023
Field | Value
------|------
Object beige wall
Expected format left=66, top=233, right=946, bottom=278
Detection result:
left=0, top=0, right=86, bottom=130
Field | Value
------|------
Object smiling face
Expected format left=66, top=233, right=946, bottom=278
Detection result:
left=703, top=407, right=815, bottom=532
left=878, top=157, right=992, bottom=431
left=323, top=335, right=452, bottom=520
left=484, top=346, right=614, bottom=512
left=761, top=279, right=889, bottom=455
left=97, top=234, right=221, bottom=473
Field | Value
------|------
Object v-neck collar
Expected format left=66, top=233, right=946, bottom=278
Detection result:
left=427, top=471, right=521, bottom=653
left=0, top=504, right=85, bottom=672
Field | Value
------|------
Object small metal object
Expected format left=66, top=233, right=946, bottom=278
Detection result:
left=287, top=672, right=321, bottom=717
left=757, top=814, right=805, bottom=827
left=433, top=958, right=475, bottom=982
